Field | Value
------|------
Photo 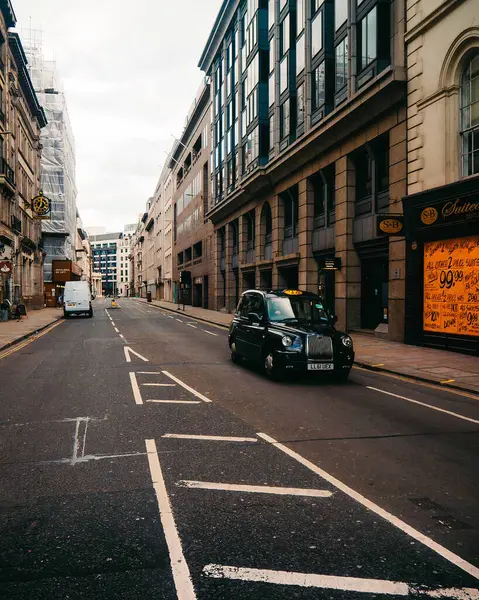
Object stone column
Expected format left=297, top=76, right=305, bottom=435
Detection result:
left=298, top=177, right=318, bottom=292
left=271, top=193, right=282, bottom=288
left=334, top=156, right=361, bottom=331
left=388, top=117, right=407, bottom=341
left=225, top=222, right=237, bottom=312
left=255, top=203, right=263, bottom=288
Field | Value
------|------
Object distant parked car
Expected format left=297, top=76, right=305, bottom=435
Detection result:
left=229, top=288, right=354, bottom=381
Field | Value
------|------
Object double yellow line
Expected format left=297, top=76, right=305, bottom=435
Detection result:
left=0, top=319, right=64, bottom=361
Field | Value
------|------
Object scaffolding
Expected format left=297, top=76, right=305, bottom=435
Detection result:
left=22, top=29, right=78, bottom=282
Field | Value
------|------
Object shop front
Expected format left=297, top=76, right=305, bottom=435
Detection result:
left=45, top=260, right=83, bottom=308
left=403, top=178, right=479, bottom=355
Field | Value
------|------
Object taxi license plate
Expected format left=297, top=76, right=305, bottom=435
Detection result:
left=308, top=363, right=334, bottom=371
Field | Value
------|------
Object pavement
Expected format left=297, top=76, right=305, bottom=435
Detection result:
left=0, top=297, right=478, bottom=599
left=135, top=297, right=479, bottom=394
left=0, top=307, right=62, bottom=351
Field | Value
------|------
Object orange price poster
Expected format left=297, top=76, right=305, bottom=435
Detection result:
left=423, top=235, right=479, bottom=337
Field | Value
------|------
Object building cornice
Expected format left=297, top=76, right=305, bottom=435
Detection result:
left=198, top=0, right=239, bottom=74
left=0, top=0, right=16, bottom=28
left=405, top=0, right=466, bottom=44
left=8, top=33, right=47, bottom=128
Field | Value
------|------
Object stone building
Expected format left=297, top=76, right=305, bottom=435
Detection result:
left=0, top=4, right=47, bottom=309
left=171, top=80, right=213, bottom=308
left=402, top=0, right=479, bottom=354
left=199, top=0, right=407, bottom=340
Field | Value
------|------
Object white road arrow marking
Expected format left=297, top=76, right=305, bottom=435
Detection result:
left=124, top=347, right=149, bottom=363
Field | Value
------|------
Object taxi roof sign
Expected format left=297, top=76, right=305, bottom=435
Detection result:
left=284, top=289, right=303, bottom=296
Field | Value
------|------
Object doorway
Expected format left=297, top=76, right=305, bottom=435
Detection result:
left=361, top=258, right=388, bottom=330
left=318, top=269, right=335, bottom=316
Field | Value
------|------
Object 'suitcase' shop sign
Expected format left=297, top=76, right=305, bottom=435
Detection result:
left=413, top=196, right=479, bottom=230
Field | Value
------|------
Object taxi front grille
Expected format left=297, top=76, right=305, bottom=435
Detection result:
left=307, top=335, right=333, bottom=359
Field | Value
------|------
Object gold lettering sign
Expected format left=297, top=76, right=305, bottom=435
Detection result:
left=442, top=198, right=479, bottom=219
left=379, top=219, right=403, bottom=234
left=421, top=207, right=438, bottom=225
left=423, top=235, right=479, bottom=338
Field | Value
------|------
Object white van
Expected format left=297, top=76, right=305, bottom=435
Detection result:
left=63, top=281, right=93, bottom=318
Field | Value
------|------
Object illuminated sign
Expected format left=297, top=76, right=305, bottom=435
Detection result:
left=0, top=260, right=12, bottom=274
left=423, top=235, right=479, bottom=338
left=420, top=207, right=438, bottom=225
left=284, top=290, right=303, bottom=296
left=317, top=256, right=342, bottom=270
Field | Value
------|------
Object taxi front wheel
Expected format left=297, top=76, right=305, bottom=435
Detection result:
left=230, top=340, right=241, bottom=364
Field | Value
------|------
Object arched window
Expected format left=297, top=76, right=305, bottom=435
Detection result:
left=460, top=51, right=479, bottom=177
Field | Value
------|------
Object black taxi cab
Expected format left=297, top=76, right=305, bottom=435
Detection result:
left=229, top=289, right=354, bottom=381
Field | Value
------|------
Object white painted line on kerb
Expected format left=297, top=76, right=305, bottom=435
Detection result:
left=202, top=565, right=479, bottom=598
left=142, top=383, right=176, bottom=387
left=111, top=321, right=115, bottom=326
left=114, top=327, right=119, bottom=333
left=203, top=330, right=218, bottom=336
left=168, top=316, right=174, bottom=319
left=162, top=371, right=212, bottom=403
left=129, top=372, right=143, bottom=405
left=145, top=439, right=196, bottom=600
left=124, top=347, right=149, bottom=363
left=147, top=400, right=201, bottom=404
left=176, top=319, right=183, bottom=323
left=257, top=432, right=479, bottom=580
left=176, top=481, right=333, bottom=497
left=186, top=324, right=197, bottom=329
left=119, top=334, right=125, bottom=340
left=367, top=386, right=479, bottom=425
left=163, top=434, right=257, bottom=443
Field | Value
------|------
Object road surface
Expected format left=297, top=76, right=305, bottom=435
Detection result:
left=0, top=298, right=478, bottom=599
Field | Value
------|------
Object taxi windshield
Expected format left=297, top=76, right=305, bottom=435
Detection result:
left=266, top=296, right=331, bottom=324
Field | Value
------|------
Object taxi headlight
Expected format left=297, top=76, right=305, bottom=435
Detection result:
left=282, top=335, right=303, bottom=352
left=341, top=335, right=353, bottom=349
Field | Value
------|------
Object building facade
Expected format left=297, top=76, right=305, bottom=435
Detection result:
left=199, top=0, right=407, bottom=340
left=117, top=229, right=132, bottom=296
left=402, top=0, right=479, bottom=354
left=90, top=233, right=121, bottom=296
left=171, top=81, right=213, bottom=308
left=24, top=30, right=78, bottom=285
left=0, top=6, right=47, bottom=309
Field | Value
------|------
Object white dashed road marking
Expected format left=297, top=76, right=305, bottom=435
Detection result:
left=203, top=330, right=218, bottom=336
left=129, top=372, right=143, bottom=405
left=163, top=434, right=257, bottom=443
left=257, top=433, right=479, bottom=580
left=146, top=400, right=202, bottom=405
left=176, top=481, right=333, bottom=497
left=162, top=371, right=212, bottom=403
left=145, top=439, right=197, bottom=599
left=367, top=386, right=479, bottom=425
left=202, top=566, right=479, bottom=598
left=124, top=347, right=149, bottom=363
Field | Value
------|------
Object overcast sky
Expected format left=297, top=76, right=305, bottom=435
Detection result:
left=12, top=0, right=222, bottom=232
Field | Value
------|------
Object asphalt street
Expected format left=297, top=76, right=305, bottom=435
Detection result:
left=0, top=297, right=478, bottom=599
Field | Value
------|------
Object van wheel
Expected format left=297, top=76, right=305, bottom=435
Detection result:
left=63, top=311, right=69, bottom=319
left=88, top=309, right=93, bottom=318
left=264, top=350, right=283, bottom=381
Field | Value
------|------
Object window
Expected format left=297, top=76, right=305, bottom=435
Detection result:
left=311, top=11, right=322, bottom=58
left=297, top=84, right=305, bottom=126
left=297, top=0, right=304, bottom=33
left=280, top=14, right=290, bottom=55
left=312, top=62, right=325, bottom=111
left=296, top=33, right=305, bottom=75
left=460, top=52, right=479, bottom=177
left=280, top=55, right=288, bottom=94
left=335, top=0, right=347, bottom=30
left=355, top=148, right=372, bottom=202
left=335, top=38, right=348, bottom=91
left=280, top=100, right=290, bottom=139
left=360, top=7, right=377, bottom=70
left=269, top=73, right=275, bottom=106
left=268, top=0, right=275, bottom=29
